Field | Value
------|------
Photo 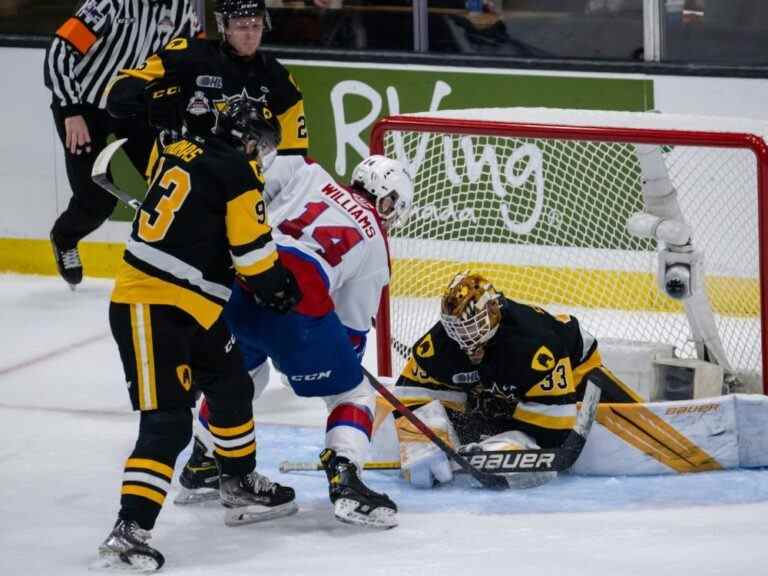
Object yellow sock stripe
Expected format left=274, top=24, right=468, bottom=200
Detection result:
left=209, top=419, right=255, bottom=438
left=125, top=458, right=174, bottom=479
left=596, top=405, right=721, bottom=473
left=121, top=484, right=166, bottom=505
left=214, top=443, right=256, bottom=458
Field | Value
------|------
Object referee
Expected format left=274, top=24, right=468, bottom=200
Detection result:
left=44, top=0, right=201, bottom=288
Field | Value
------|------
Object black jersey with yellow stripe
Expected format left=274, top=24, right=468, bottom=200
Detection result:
left=112, top=37, right=308, bottom=155
left=111, top=136, right=277, bottom=329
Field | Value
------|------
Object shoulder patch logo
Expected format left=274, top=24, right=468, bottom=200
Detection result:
left=531, top=346, right=555, bottom=371
left=186, top=91, right=210, bottom=116
left=165, top=37, right=188, bottom=51
left=196, top=75, right=223, bottom=89
left=176, top=364, right=192, bottom=391
left=416, top=334, right=435, bottom=358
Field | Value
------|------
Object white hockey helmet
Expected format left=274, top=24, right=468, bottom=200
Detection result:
left=351, top=155, right=413, bottom=228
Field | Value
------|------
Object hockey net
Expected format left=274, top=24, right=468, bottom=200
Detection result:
left=372, top=108, right=768, bottom=396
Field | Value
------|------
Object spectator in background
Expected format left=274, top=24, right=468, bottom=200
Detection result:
left=44, top=0, right=201, bottom=289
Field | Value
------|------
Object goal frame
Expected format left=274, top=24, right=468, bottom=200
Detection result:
left=370, top=113, right=768, bottom=395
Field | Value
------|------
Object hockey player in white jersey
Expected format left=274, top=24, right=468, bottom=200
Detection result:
left=176, top=154, right=413, bottom=529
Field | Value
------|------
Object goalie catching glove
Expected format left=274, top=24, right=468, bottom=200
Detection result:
left=238, top=260, right=303, bottom=314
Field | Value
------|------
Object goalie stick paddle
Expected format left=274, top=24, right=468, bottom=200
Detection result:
left=91, top=138, right=142, bottom=211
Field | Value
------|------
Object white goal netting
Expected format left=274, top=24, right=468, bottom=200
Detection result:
left=373, top=108, right=766, bottom=393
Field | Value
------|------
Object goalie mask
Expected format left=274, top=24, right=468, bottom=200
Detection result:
left=440, top=271, right=502, bottom=355
left=213, top=97, right=281, bottom=163
left=351, top=155, right=413, bottom=229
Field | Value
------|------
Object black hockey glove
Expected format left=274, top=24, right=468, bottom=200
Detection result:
left=144, top=76, right=183, bottom=133
left=245, top=261, right=303, bottom=314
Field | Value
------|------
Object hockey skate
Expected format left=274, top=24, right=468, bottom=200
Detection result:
left=96, top=519, right=164, bottom=572
left=50, top=232, right=82, bottom=289
left=320, top=448, right=398, bottom=529
left=174, top=436, right=220, bottom=505
left=219, top=470, right=298, bottom=526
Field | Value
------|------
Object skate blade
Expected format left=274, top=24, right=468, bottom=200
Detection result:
left=91, top=550, right=162, bottom=573
left=333, top=498, right=398, bottom=529
left=173, top=487, right=220, bottom=505
left=224, top=500, right=298, bottom=526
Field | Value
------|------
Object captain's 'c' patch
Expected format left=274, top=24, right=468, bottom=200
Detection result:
left=176, top=364, right=192, bottom=391
left=416, top=334, right=435, bottom=358
left=531, top=346, right=555, bottom=371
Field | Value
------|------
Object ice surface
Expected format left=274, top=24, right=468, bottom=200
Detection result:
left=1, top=274, right=767, bottom=575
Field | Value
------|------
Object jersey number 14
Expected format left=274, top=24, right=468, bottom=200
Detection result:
left=278, top=201, right=362, bottom=266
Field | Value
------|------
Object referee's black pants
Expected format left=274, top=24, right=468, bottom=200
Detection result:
left=50, top=102, right=155, bottom=249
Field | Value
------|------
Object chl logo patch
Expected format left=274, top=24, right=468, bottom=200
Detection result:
left=416, top=334, right=435, bottom=358
left=196, top=75, right=223, bottom=89
left=176, top=364, right=192, bottom=391
left=531, top=346, right=555, bottom=371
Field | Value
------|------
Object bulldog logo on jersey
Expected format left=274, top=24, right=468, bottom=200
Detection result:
left=531, top=346, right=555, bottom=371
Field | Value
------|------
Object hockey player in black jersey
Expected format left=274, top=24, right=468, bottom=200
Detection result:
left=107, top=0, right=308, bottom=170
left=97, top=92, right=302, bottom=571
left=391, top=271, right=642, bottom=488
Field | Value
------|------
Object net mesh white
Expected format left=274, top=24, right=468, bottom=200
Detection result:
left=375, top=110, right=763, bottom=388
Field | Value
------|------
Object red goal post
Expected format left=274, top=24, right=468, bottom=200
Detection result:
left=370, top=109, right=768, bottom=396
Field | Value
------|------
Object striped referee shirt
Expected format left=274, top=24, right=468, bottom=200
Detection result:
left=44, top=0, right=201, bottom=114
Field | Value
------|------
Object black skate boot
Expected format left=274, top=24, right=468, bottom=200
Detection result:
left=96, top=519, right=165, bottom=572
left=320, top=448, right=398, bottom=529
left=219, top=470, right=298, bottom=526
left=174, top=436, right=220, bottom=505
left=50, top=232, right=82, bottom=289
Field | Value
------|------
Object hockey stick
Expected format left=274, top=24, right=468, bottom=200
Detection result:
left=280, top=460, right=401, bottom=473
left=91, top=138, right=142, bottom=210
left=363, top=366, right=601, bottom=481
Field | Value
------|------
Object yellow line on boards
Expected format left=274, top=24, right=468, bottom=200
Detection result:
left=0, top=238, right=125, bottom=278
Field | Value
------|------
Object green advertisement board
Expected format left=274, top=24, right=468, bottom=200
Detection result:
left=111, top=62, right=653, bottom=222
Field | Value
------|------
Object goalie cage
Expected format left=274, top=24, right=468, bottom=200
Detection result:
left=371, top=107, right=768, bottom=398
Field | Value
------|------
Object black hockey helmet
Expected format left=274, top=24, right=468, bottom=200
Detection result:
left=213, top=96, right=281, bottom=161
left=214, top=0, right=271, bottom=33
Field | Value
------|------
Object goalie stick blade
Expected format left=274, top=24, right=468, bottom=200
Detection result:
left=91, top=138, right=142, bottom=211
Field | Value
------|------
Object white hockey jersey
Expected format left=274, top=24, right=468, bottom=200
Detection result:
left=264, top=156, right=390, bottom=335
